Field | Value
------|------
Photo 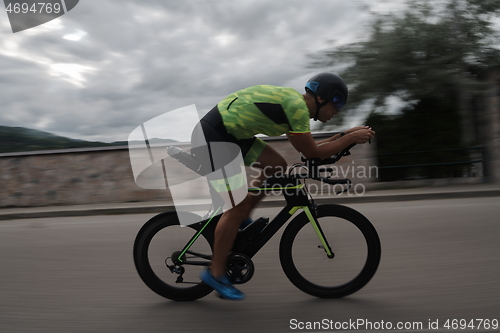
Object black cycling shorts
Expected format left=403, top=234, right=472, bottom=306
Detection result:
left=191, top=106, right=262, bottom=173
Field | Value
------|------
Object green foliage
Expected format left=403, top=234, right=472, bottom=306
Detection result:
left=311, top=0, right=500, bottom=180
left=312, top=0, right=500, bottom=113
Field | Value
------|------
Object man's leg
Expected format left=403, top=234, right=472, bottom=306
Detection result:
left=209, top=144, right=287, bottom=278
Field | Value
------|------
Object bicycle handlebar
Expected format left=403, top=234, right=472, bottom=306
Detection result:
left=297, top=143, right=357, bottom=180
left=301, top=143, right=357, bottom=166
left=315, top=177, right=352, bottom=186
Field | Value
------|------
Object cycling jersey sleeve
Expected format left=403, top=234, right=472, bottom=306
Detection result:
left=283, top=95, right=311, bottom=136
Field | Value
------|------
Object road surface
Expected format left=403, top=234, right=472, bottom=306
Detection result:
left=1, top=197, right=499, bottom=332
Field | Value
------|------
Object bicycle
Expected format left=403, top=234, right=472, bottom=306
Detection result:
left=133, top=143, right=381, bottom=301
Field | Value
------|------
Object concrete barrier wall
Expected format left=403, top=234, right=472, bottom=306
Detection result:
left=0, top=134, right=378, bottom=208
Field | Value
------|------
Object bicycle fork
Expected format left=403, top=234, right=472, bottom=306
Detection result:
left=293, top=206, right=334, bottom=259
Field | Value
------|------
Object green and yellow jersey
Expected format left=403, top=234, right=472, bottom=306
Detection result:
left=217, top=85, right=311, bottom=139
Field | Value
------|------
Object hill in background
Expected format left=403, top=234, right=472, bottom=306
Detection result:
left=0, top=126, right=176, bottom=154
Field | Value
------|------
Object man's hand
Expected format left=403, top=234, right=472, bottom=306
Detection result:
left=345, top=126, right=371, bottom=134
left=347, top=127, right=375, bottom=144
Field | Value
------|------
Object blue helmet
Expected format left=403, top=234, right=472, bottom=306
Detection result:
left=305, top=73, right=348, bottom=120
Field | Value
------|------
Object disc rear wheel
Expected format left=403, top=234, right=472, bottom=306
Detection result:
left=133, top=211, right=215, bottom=301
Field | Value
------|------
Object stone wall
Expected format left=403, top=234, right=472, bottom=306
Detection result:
left=0, top=134, right=378, bottom=208
left=0, top=147, right=168, bottom=207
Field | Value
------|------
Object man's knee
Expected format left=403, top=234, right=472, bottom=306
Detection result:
left=236, top=194, right=255, bottom=212
left=258, top=152, right=287, bottom=177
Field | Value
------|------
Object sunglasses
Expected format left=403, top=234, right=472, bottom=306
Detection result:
left=332, top=92, right=346, bottom=111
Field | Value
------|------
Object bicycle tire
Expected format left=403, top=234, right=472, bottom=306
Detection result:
left=279, top=204, right=381, bottom=298
left=133, top=211, right=215, bottom=301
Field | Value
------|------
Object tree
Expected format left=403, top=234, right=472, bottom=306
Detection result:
left=312, top=0, right=500, bottom=129
left=311, top=0, right=500, bottom=180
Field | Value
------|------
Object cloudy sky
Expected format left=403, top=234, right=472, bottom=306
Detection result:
left=1, top=0, right=407, bottom=143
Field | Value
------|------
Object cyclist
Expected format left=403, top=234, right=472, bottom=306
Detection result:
left=191, top=72, right=375, bottom=300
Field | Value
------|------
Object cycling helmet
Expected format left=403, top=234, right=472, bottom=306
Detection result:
left=305, top=73, right=348, bottom=121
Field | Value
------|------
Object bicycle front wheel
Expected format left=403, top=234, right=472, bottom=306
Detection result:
left=133, top=211, right=215, bottom=301
left=279, top=204, right=381, bottom=298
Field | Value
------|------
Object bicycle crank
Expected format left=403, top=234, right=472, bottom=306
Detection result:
left=226, top=253, right=254, bottom=284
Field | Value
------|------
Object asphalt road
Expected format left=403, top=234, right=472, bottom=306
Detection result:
left=1, top=198, right=499, bottom=333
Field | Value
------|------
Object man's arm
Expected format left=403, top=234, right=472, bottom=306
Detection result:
left=287, top=128, right=374, bottom=160
left=316, top=126, right=372, bottom=145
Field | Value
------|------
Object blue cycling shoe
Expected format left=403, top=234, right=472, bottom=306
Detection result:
left=200, top=269, right=246, bottom=301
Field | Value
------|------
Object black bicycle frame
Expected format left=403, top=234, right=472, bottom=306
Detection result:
left=175, top=175, right=334, bottom=266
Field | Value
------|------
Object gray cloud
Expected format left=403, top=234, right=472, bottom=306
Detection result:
left=0, top=0, right=403, bottom=142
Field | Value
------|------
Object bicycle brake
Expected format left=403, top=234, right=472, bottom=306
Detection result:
left=311, top=201, right=318, bottom=216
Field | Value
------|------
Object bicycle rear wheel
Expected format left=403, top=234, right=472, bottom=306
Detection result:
left=279, top=204, right=381, bottom=298
left=133, top=211, right=215, bottom=301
